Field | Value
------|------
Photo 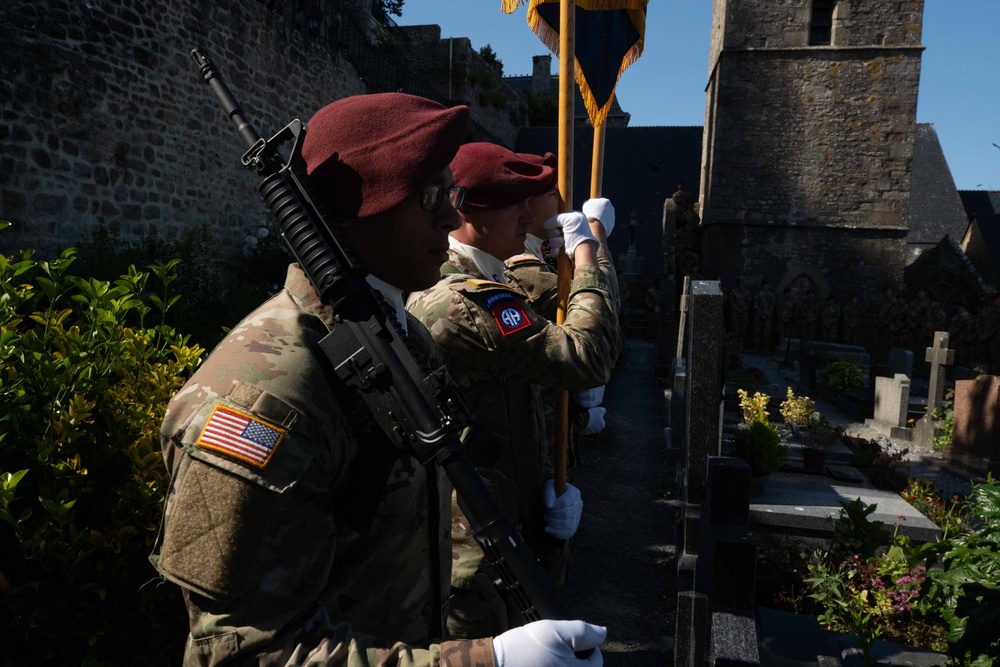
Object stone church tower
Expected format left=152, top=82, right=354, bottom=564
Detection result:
left=698, top=0, right=925, bottom=301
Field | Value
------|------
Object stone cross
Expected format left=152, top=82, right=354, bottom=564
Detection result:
left=925, top=331, right=955, bottom=413
left=915, top=331, right=955, bottom=449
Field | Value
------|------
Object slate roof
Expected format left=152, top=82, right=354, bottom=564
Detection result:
left=515, top=125, right=703, bottom=284
left=907, top=124, right=971, bottom=250
left=963, top=213, right=1000, bottom=291
left=958, top=190, right=1000, bottom=221
left=903, top=234, right=994, bottom=304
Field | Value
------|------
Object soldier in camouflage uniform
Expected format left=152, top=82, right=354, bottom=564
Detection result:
left=820, top=295, right=842, bottom=343
left=776, top=287, right=796, bottom=343
left=407, top=142, right=621, bottom=641
left=922, top=298, right=947, bottom=348
left=752, top=280, right=776, bottom=351
left=799, top=289, right=820, bottom=345
left=889, top=293, right=910, bottom=348
left=875, top=286, right=896, bottom=354
left=150, top=95, right=605, bottom=666
left=908, top=287, right=930, bottom=349
left=949, top=301, right=975, bottom=366
left=727, top=278, right=752, bottom=345
left=842, top=294, right=865, bottom=346
left=506, top=150, right=606, bottom=484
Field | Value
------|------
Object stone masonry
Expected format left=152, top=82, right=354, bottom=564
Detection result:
left=699, top=0, right=924, bottom=299
left=0, top=0, right=372, bottom=258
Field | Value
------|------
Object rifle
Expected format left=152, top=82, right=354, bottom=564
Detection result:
left=190, top=48, right=573, bottom=630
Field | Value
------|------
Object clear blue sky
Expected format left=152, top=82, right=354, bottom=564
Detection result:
left=397, top=0, right=999, bottom=191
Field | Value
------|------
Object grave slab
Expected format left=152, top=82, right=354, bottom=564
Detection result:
left=947, top=375, right=1000, bottom=475
left=865, top=373, right=914, bottom=440
left=837, top=635, right=947, bottom=667
left=748, top=473, right=941, bottom=542
left=759, top=608, right=839, bottom=666
left=713, top=610, right=760, bottom=667
left=887, top=348, right=914, bottom=378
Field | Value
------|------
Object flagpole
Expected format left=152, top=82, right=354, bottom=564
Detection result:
left=590, top=124, right=606, bottom=198
left=553, top=0, right=575, bottom=496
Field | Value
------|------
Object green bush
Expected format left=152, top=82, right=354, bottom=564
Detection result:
left=824, top=360, right=865, bottom=395
left=917, top=478, right=1000, bottom=667
left=74, top=219, right=289, bottom=350
left=931, top=388, right=955, bottom=452
left=0, top=223, right=203, bottom=664
left=733, top=419, right=788, bottom=477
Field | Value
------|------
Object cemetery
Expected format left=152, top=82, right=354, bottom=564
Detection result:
left=3, top=0, right=999, bottom=664
left=659, top=278, right=998, bottom=667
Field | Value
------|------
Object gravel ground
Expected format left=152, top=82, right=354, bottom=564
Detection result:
left=559, top=337, right=679, bottom=666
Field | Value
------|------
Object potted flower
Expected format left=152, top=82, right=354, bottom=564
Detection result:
left=800, top=416, right=838, bottom=470
left=779, top=387, right=815, bottom=437
left=733, top=390, right=789, bottom=494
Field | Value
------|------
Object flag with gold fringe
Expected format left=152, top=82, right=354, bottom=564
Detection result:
left=503, top=0, right=647, bottom=128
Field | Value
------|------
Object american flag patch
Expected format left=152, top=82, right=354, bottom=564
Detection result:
left=196, top=405, right=285, bottom=469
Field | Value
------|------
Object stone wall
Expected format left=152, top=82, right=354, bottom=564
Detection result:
left=700, top=223, right=906, bottom=303
left=705, top=48, right=921, bottom=230
left=0, top=0, right=370, bottom=259
left=397, top=26, right=524, bottom=147
left=699, top=0, right=924, bottom=298
left=716, top=0, right=923, bottom=49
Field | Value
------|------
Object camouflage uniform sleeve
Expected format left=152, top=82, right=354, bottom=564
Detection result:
left=503, top=253, right=559, bottom=317
left=150, top=272, right=495, bottom=667
left=407, top=266, right=621, bottom=392
left=503, top=245, right=619, bottom=324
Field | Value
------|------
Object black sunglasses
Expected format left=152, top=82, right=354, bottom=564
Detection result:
left=420, top=185, right=466, bottom=212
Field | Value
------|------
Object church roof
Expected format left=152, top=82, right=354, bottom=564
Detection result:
left=907, top=124, right=970, bottom=247
left=958, top=190, right=1000, bottom=221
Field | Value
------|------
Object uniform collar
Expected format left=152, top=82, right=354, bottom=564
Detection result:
left=448, top=236, right=508, bottom=284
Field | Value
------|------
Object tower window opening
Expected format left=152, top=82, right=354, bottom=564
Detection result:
left=810, top=0, right=836, bottom=45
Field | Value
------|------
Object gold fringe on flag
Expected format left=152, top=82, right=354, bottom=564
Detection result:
left=526, top=0, right=647, bottom=128
left=501, top=0, right=525, bottom=14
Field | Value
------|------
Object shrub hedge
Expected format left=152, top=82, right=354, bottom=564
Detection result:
left=1, top=222, right=204, bottom=664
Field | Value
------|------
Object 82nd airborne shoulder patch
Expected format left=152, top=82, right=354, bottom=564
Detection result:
left=488, top=293, right=531, bottom=336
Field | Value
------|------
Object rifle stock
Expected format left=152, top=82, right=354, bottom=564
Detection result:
left=190, top=48, right=572, bottom=627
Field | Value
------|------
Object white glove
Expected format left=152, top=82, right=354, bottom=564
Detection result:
left=542, top=216, right=565, bottom=257
left=543, top=479, right=583, bottom=539
left=544, top=211, right=598, bottom=256
left=581, top=407, right=606, bottom=436
left=573, top=385, right=605, bottom=408
left=493, top=619, right=606, bottom=666
left=582, top=198, right=615, bottom=237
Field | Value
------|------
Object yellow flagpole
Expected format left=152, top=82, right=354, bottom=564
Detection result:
left=590, top=123, right=606, bottom=198
left=553, top=0, right=575, bottom=496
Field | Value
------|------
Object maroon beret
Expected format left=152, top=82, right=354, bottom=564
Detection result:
left=302, top=93, right=469, bottom=219
left=516, top=151, right=558, bottom=193
left=451, top=143, right=555, bottom=209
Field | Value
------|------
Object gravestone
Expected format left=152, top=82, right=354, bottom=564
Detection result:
left=887, top=348, right=914, bottom=378
left=946, top=376, right=1000, bottom=476
left=915, top=331, right=955, bottom=449
left=865, top=373, right=913, bottom=440
left=685, top=280, right=725, bottom=503
left=748, top=474, right=941, bottom=542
